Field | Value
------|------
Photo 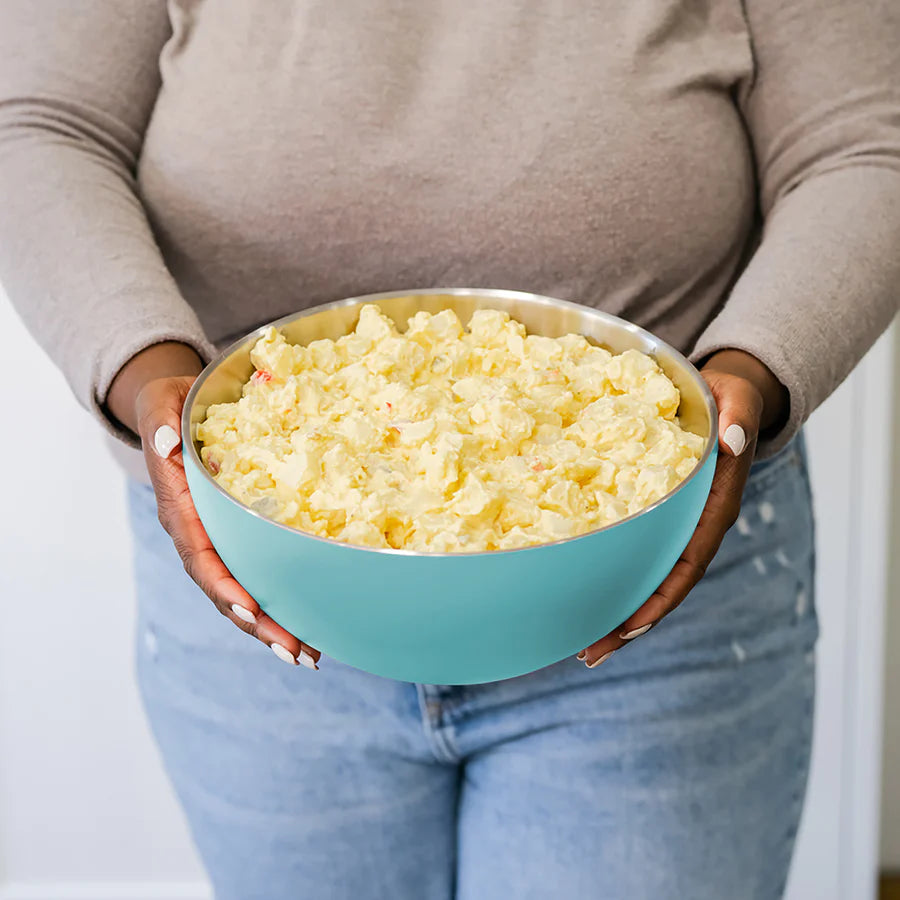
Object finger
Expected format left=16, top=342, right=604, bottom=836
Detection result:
left=254, top=609, right=321, bottom=670
left=138, top=383, right=321, bottom=668
left=577, top=638, right=625, bottom=668
left=578, top=530, right=717, bottom=666
left=175, top=540, right=322, bottom=670
left=138, top=383, right=265, bottom=626
left=580, top=453, right=743, bottom=665
left=581, top=381, right=760, bottom=666
left=166, top=495, right=322, bottom=669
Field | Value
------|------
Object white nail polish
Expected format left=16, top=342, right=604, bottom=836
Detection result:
left=153, top=424, right=181, bottom=459
left=271, top=643, right=297, bottom=665
left=587, top=650, right=614, bottom=669
left=297, top=650, right=318, bottom=670
left=231, top=604, right=257, bottom=625
left=723, top=423, right=746, bottom=456
left=620, top=622, right=652, bottom=640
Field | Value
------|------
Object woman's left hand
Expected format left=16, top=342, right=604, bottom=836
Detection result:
left=578, top=348, right=789, bottom=668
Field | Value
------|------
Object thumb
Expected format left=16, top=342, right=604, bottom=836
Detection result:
left=136, top=376, right=197, bottom=463
left=703, top=370, right=763, bottom=459
left=152, top=421, right=182, bottom=460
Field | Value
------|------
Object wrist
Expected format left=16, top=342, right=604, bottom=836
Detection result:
left=107, top=342, right=204, bottom=435
left=701, top=349, right=789, bottom=432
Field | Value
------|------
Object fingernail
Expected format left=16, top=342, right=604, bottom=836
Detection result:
left=231, top=604, right=257, bottom=625
left=153, top=424, right=181, bottom=459
left=271, top=643, right=297, bottom=665
left=723, top=423, right=746, bottom=456
left=298, top=649, right=319, bottom=670
left=576, top=650, right=587, bottom=660
left=620, top=622, right=653, bottom=640
left=587, top=650, right=614, bottom=669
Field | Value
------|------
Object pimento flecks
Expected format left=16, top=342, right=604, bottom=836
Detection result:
left=251, top=369, right=273, bottom=385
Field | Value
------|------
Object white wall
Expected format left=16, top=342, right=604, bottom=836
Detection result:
left=790, top=325, right=894, bottom=900
left=0, top=294, right=207, bottom=900
left=0, top=287, right=895, bottom=900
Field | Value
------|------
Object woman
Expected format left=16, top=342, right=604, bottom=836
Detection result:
left=1, top=1, right=897, bottom=897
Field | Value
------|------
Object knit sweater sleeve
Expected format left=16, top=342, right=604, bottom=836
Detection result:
left=690, top=0, right=900, bottom=456
left=0, top=1, right=216, bottom=446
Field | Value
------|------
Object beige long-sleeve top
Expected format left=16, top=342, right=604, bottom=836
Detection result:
left=1, top=1, right=898, bottom=457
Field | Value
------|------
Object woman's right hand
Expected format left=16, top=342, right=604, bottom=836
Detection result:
left=108, top=343, right=321, bottom=670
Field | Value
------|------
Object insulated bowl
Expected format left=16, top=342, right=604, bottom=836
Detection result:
left=183, top=289, right=717, bottom=684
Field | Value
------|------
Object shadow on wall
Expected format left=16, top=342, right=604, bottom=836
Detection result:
left=880, top=323, right=900, bottom=874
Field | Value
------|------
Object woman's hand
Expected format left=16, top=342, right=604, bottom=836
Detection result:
left=578, top=349, right=789, bottom=668
left=108, top=343, right=321, bottom=670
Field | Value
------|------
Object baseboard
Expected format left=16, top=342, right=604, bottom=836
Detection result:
left=0, top=883, right=211, bottom=900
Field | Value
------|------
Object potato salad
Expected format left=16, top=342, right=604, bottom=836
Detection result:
left=197, top=305, right=705, bottom=552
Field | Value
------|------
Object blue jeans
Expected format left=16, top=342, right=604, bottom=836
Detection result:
left=129, top=437, right=818, bottom=900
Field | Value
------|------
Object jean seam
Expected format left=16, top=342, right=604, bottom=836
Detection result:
left=417, top=685, right=463, bottom=763
left=431, top=724, right=461, bottom=764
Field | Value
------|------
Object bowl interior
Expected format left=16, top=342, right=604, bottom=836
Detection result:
left=185, top=289, right=717, bottom=523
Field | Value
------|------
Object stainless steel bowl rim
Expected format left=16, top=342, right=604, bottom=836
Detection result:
left=182, top=288, right=719, bottom=557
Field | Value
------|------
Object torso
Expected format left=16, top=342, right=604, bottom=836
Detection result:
left=138, top=0, right=757, bottom=351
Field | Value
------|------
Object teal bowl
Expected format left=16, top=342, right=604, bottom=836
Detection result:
left=183, top=289, right=717, bottom=684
